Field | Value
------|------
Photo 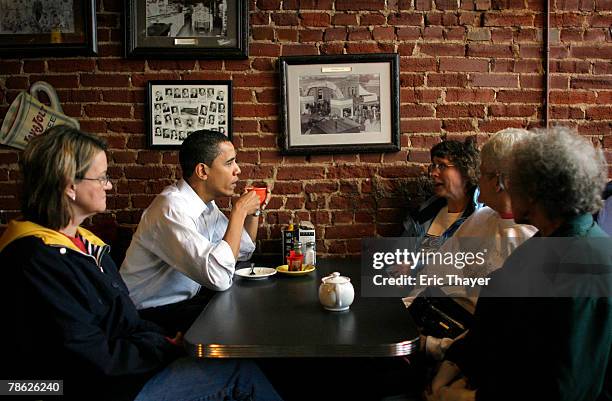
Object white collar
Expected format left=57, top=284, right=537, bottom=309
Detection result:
left=176, top=179, right=215, bottom=218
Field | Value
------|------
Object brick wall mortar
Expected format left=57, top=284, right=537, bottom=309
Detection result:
left=0, top=2, right=610, bottom=256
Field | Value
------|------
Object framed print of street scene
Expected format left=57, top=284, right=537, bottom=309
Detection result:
left=125, top=0, right=248, bottom=59
left=147, top=80, right=232, bottom=149
left=279, top=53, right=400, bottom=155
left=0, top=0, right=97, bottom=57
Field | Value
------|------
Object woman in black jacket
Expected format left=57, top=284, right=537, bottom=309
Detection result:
left=0, top=126, right=281, bottom=401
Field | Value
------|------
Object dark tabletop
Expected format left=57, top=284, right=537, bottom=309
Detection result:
left=184, top=258, right=420, bottom=358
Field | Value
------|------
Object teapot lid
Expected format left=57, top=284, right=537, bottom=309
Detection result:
left=322, top=272, right=350, bottom=284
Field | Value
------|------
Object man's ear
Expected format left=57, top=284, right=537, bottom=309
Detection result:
left=194, top=163, right=210, bottom=181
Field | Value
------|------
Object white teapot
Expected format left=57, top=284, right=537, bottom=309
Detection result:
left=318, top=272, right=354, bottom=311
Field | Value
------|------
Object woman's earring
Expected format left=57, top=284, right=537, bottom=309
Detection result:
left=497, top=175, right=506, bottom=191
left=70, top=194, right=76, bottom=201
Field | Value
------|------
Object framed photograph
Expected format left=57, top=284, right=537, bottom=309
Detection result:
left=279, top=53, right=400, bottom=155
left=125, top=0, right=248, bottom=59
left=0, top=0, right=97, bottom=57
left=147, top=80, right=232, bottom=149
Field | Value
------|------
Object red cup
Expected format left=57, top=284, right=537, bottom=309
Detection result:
left=246, top=186, right=267, bottom=206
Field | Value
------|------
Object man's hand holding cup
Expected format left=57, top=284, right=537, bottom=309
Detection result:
left=245, top=186, right=270, bottom=216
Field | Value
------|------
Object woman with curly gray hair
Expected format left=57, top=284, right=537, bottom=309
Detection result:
left=508, top=127, right=607, bottom=230
left=425, top=127, right=611, bottom=401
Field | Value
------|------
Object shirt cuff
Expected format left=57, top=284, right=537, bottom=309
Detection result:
left=210, top=240, right=236, bottom=269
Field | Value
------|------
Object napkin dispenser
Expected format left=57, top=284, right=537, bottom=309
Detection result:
left=282, top=221, right=315, bottom=265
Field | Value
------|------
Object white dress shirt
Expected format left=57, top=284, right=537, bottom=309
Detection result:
left=120, top=179, right=255, bottom=309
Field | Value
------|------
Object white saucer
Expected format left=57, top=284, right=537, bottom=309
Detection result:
left=235, top=267, right=277, bottom=280
left=323, top=306, right=350, bottom=312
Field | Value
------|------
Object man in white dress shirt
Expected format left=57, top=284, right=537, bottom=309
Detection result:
left=120, top=129, right=266, bottom=333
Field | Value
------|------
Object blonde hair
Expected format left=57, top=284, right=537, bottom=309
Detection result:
left=480, top=128, right=531, bottom=175
left=21, top=126, right=107, bottom=230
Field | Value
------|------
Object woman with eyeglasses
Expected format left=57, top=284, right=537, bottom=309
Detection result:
left=0, top=126, right=282, bottom=401
left=406, top=129, right=538, bottom=361
left=402, top=139, right=481, bottom=252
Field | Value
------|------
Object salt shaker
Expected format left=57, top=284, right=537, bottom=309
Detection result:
left=304, top=241, right=316, bottom=266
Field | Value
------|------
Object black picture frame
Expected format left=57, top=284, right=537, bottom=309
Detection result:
left=279, top=53, right=400, bottom=155
left=147, top=80, right=232, bottom=149
left=0, top=0, right=97, bottom=57
left=125, top=0, right=248, bottom=59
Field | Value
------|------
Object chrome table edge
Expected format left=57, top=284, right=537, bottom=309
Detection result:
left=186, top=338, right=420, bottom=358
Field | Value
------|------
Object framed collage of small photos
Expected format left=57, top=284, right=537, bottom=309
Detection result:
left=147, top=80, right=232, bottom=149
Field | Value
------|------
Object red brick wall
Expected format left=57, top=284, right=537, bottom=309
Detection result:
left=0, top=0, right=611, bottom=258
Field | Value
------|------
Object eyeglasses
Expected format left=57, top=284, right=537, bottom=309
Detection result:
left=78, top=175, right=111, bottom=186
left=480, top=170, right=499, bottom=179
left=428, top=162, right=455, bottom=174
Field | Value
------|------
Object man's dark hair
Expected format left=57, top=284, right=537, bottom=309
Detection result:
left=179, top=129, right=231, bottom=178
left=430, top=137, right=480, bottom=188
